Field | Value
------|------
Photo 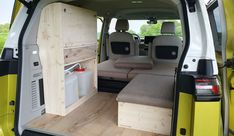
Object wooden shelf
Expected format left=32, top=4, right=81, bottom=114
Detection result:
left=64, top=45, right=97, bottom=65
left=37, top=3, right=97, bottom=116
left=63, top=44, right=97, bottom=49
left=64, top=57, right=96, bottom=67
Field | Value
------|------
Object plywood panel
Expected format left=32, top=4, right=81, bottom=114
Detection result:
left=118, top=102, right=172, bottom=135
left=26, top=93, right=160, bottom=136
left=64, top=45, right=97, bottom=65
left=61, top=4, right=97, bottom=48
left=37, top=3, right=97, bottom=116
left=37, top=3, right=65, bottom=115
left=38, top=3, right=97, bottom=48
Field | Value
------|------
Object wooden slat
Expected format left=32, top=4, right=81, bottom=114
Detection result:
left=26, top=93, right=160, bottom=136
left=118, top=102, right=172, bottom=135
left=64, top=45, right=97, bottom=64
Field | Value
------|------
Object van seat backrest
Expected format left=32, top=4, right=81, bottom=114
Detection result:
left=109, top=19, right=136, bottom=60
left=152, top=22, right=182, bottom=64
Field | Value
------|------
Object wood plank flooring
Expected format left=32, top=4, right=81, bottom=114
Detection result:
left=26, top=92, right=164, bottom=136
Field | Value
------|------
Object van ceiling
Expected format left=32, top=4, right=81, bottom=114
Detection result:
left=69, top=0, right=180, bottom=19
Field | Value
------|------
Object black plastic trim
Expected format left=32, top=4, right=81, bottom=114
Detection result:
left=0, top=60, right=18, bottom=76
left=144, top=36, right=156, bottom=44
left=186, top=0, right=196, bottom=12
left=111, top=42, right=130, bottom=55
left=155, top=46, right=178, bottom=60
left=176, top=73, right=195, bottom=94
left=197, top=59, right=214, bottom=76
left=195, top=95, right=221, bottom=101
left=98, top=78, right=129, bottom=93
left=14, top=0, right=40, bottom=136
left=22, top=130, right=54, bottom=136
left=39, top=79, right=45, bottom=106
left=1, top=48, right=15, bottom=60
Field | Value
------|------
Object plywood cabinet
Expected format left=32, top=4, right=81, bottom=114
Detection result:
left=37, top=3, right=97, bottom=116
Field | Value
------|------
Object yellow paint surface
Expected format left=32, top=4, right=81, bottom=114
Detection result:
left=0, top=75, right=17, bottom=136
left=176, top=93, right=193, bottom=136
left=192, top=102, right=221, bottom=136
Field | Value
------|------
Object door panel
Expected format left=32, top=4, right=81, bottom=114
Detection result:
left=176, top=93, right=193, bottom=136
left=0, top=72, right=17, bottom=136
left=222, top=0, right=234, bottom=135
left=192, top=102, right=221, bottom=136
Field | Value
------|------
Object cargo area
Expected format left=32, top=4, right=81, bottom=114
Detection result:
left=26, top=92, right=161, bottom=136
left=23, top=1, right=183, bottom=135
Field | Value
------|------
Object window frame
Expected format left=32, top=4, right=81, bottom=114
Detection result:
left=207, top=0, right=222, bottom=52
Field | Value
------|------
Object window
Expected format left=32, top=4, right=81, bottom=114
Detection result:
left=0, top=0, right=15, bottom=53
left=97, top=17, right=103, bottom=41
left=208, top=1, right=222, bottom=51
left=109, top=18, right=182, bottom=38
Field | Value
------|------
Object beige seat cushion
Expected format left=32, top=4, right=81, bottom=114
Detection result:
left=114, top=56, right=154, bottom=69
left=117, top=74, right=174, bottom=108
left=98, top=60, right=131, bottom=80
left=128, top=62, right=177, bottom=79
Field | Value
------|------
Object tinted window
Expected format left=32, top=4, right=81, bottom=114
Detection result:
left=208, top=1, right=222, bottom=51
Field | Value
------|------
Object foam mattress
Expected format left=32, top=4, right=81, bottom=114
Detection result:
left=117, top=74, right=174, bottom=108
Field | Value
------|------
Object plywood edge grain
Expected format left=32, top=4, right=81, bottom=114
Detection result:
left=118, top=102, right=172, bottom=135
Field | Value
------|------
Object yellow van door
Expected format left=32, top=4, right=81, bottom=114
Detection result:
left=0, top=60, right=18, bottom=136
left=222, top=0, right=234, bottom=135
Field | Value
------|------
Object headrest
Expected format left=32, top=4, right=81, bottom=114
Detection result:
left=161, top=22, right=176, bottom=35
left=115, top=19, right=129, bottom=32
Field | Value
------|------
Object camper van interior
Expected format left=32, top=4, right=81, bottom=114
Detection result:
left=22, top=0, right=185, bottom=135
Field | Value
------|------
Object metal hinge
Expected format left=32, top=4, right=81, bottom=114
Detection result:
left=219, top=57, right=234, bottom=69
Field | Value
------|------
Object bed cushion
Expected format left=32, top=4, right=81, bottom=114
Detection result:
left=98, top=60, right=131, bottom=80
left=114, top=56, right=154, bottom=69
left=128, top=62, right=177, bottom=79
left=117, top=74, right=174, bottom=108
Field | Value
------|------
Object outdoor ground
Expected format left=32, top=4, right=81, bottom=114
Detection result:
left=0, top=33, right=7, bottom=53
left=0, top=24, right=10, bottom=53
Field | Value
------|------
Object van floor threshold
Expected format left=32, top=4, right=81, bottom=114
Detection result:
left=26, top=92, right=164, bottom=136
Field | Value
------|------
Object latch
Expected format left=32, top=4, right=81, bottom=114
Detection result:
left=186, top=0, right=196, bottom=12
left=9, top=100, right=15, bottom=106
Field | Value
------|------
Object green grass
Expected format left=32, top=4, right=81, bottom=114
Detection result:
left=0, top=33, right=8, bottom=53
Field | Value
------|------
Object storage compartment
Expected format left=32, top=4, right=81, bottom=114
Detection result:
left=37, top=3, right=97, bottom=116
left=65, top=72, right=79, bottom=107
left=75, top=68, right=93, bottom=97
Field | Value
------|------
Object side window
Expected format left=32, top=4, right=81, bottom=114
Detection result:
left=0, top=0, right=15, bottom=53
left=97, top=17, right=103, bottom=41
left=208, top=1, right=222, bottom=51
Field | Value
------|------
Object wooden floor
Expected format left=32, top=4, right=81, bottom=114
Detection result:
left=26, top=92, right=164, bottom=136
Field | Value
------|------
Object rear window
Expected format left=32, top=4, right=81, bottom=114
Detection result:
left=109, top=18, right=183, bottom=38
